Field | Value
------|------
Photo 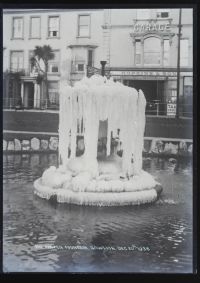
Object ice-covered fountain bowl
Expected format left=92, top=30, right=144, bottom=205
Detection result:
left=34, top=75, right=163, bottom=206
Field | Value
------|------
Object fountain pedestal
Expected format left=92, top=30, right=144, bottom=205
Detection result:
left=34, top=75, right=163, bottom=206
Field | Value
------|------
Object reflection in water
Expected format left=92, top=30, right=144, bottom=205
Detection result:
left=3, top=154, right=193, bottom=273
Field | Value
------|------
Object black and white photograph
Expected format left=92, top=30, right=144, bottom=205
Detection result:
left=2, top=6, right=195, bottom=274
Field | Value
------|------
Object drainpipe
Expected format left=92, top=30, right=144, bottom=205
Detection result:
left=100, top=61, right=107, bottom=77
left=176, top=8, right=182, bottom=119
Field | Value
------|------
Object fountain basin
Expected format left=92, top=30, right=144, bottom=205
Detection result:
left=33, top=75, right=163, bottom=207
left=33, top=170, right=162, bottom=206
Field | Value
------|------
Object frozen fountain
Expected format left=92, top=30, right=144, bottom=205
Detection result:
left=34, top=75, right=162, bottom=206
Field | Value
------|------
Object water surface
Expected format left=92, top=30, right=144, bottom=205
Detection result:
left=3, top=154, right=193, bottom=273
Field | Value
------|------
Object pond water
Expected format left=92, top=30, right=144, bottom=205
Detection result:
left=3, top=153, right=193, bottom=273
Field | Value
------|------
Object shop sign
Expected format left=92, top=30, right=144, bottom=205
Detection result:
left=133, top=23, right=171, bottom=32
left=167, top=103, right=176, bottom=116
left=112, top=76, right=166, bottom=81
left=110, top=70, right=177, bottom=77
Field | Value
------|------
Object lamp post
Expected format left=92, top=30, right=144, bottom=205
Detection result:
left=176, top=8, right=182, bottom=119
left=100, top=61, right=107, bottom=76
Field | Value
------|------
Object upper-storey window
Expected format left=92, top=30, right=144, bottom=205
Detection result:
left=136, top=9, right=150, bottom=20
left=10, top=51, right=24, bottom=72
left=48, top=16, right=59, bottom=38
left=12, top=17, right=23, bottom=39
left=78, top=15, right=90, bottom=37
left=156, top=9, right=170, bottom=19
left=133, top=36, right=171, bottom=67
left=144, top=37, right=161, bottom=65
left=87, top=49, right=94, bottom=67
left=163, top=39, right=170, bottom=66
left=48, top=50, right=60, bottom=73
left=135, top=39, right=142, bottom=65
left=180, top=39, right=189, bottom=66
left=30, top=17, right=41, bottom=38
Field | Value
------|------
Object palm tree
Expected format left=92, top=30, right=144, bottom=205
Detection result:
left=30, top=45, right=54, bottom=108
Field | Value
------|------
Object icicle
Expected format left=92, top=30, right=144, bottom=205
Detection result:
left=133, top=89, right=146, bottom=175
left=35, top=75, right=163, bottom=207
left=70, top=91, right=78, bottom=158
left=59, top=81, right=72, bottom=167
left=59, top=75, right=146, bottom=176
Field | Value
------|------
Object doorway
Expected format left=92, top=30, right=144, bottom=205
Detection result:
left=125, top=80, right=165, bottom=115
left=23, top=82, right=34, bottom=108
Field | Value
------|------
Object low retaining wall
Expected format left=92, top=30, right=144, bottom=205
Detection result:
left=3, top=136, right=59, bottom=153
left=143, top=138, right=192, bottom=158
left=3, top=135, right=193, bottom=158
left=3, top=110, right=193, bottom=140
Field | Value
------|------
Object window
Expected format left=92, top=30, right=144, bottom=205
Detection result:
left=183, top=77, right=192, bottom=117
left=13, top=17, right=23, bottom=39
left=180, top=39, right=189, bottom=66
left=48, top=16, right=59, bottom=38
left=156, top=9, right=170, bottom=18
left=29, top=50, right=34, bottom=72
left=163, top=39, right=170, bottom=66
left=29, top=50, right=40, bottom=75
left=71, top=60, right=85, bottom=73
left=135, top=40, right=141, bottom=65
left=144, top=37, right=161, bottom=65
left=48, top=81, right=59, bottom=106
left=136, top=9, right=150, bottom=20
left=30, top=17, right=40, bottom=38
left=170, top=89, right=177, bottom=103
left=78, top=64, right=84, bottom=72
left=184, top=77, right=192, bottom=87
left=48, top=50, right=60, bottom=73
left=87, top=49, right=94, bottom=67
left=10, top=51, right=24, bottom=72
left=78, top=15, right=90, bottom=37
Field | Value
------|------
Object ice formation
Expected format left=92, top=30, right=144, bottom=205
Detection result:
left=59, top=75, right=146, bottom=176
left=34, top=75, right=162, bottom=206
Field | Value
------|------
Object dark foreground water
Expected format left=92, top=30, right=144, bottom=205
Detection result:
left=3, top=154, right=193, bottom=273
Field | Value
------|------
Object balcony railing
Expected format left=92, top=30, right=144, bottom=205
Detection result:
left=2, top=98, right=192, bottom=117
left=5, top=68, right=40, bottom=77
left=145, top=101, right=192, bottom=117
left=3, top=98, right=59, bottom=110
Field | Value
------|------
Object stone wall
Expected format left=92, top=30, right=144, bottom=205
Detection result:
left=143, top=138, right=192, bottom=157
left=3, top=137, right=59, bottom=152
left=3, top=136, right=192, bottom=157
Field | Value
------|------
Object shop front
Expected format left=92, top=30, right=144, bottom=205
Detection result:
left=110, top=69, right=192, bottom=117
left=124, top=78, right=165, bottom=115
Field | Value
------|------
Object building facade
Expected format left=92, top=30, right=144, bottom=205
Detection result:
left=104, top=9, right=193, bottom=117
left=3, top=8, right=193, bottom=117
left=3, top=9, right=105, bottom=109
